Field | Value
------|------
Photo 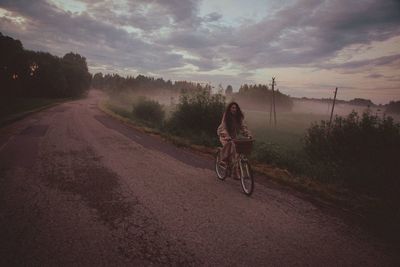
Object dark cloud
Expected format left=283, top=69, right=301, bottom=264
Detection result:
left=386, top=75, right=400, bottom=82
left=0, top=0, right=186, bottom=72
left=1, top=0, right=399, bottom=75
left=366, top=73, right=384, bottom=79
left=185, top=58, right=223, bottom=71
left=318, top=54, right=400, bottom=70
left=222, top=0, right=400, bottom=68
left=203, top=12, right=222, bottom=23
left=153, top=0, right=400, bottom=71
left=83, top=0, right=200, bottom=30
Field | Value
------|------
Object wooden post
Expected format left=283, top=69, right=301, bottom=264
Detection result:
left=329, top=87, right=338, bottom=127
left=269, top=96, right=273, bottom=125
left=271, top=77, right=277, bottom=126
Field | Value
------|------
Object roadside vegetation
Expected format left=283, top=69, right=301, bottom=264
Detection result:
left=0, top=97, right=67, bottom=127
left=132, top=97, right=165, bottom=128
left=0, top=33, right=91, bottom=124
left=166, top=89, right=226, bottom=146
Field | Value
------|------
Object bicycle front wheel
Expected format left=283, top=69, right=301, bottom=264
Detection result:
left=215, top=149, right=227, bottom=180
left=239, top=159, right=254, bottom=196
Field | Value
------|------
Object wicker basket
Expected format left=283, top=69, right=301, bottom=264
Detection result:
left=234, top=139, right=254, bottom=155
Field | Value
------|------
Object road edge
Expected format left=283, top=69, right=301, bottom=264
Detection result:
left=0, top=98, right=74, bottom=128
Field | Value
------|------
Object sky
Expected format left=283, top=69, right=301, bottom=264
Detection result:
left=0, top=0, right=399, bottom=104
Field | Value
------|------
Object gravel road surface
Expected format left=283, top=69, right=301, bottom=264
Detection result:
left=0, top=90, right=398, bottom=266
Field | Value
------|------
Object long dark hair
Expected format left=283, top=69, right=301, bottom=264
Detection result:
left=224, top=102, right=244, bottom=136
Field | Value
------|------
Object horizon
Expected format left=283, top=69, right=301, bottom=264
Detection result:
left=1, top=0, right=399, bottom=104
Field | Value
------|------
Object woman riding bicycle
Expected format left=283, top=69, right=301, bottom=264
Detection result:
left=217, top=102, right=252, bottom=178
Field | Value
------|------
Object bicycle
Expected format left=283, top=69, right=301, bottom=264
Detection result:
left=215, top=139, right=254, bottom=196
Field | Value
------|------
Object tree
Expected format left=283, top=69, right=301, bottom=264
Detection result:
left=234, top=83, right=293, bottom=111
left=386, top=101, right=400, bottom=114
left=349, top=98, right=374, bottom=106
left=61, top=52, right=92, bottom=97
left=225, top=85, right=233, bottom=96
left=0, top=33, right=91, bottom=98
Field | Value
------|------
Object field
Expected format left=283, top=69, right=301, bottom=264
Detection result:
left=244, top=109, right=329, bottom=152
left=106, top=94, right=378, bottom=155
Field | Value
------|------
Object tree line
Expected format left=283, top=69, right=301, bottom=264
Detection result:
left=93, top=72, right=294, bottom=111
left=92, top=72, right=211, bottom=96
left=386, top=101, right=400, bottom=114
left=229, top=83, right=293, bottom=111
left=0, top=32, right=91, bottom=98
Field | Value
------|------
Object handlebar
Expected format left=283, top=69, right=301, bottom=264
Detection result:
left=228, top=137, right=254, bottom=142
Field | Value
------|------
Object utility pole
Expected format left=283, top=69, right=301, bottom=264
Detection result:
left=269, top=89, right=273, bottom=125
left=329, top=87, right=338, bottom=128
left=271, top=77, right=277, bottom=127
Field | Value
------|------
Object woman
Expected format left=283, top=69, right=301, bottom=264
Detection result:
left=217, top=102, right=252, bottom=177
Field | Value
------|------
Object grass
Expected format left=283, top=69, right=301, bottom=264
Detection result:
left=0, top=97, right=57, bottom=117
left=99, top=99, right=211, bottom=151
left=244, top=109, right=330, bottom=150
left=104, top=98, right=327, bottom=160
left=0, top=96, right=69, bottom=127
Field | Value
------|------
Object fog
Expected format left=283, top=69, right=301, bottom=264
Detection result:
left=292, top=99, right=382, bottom=116
left=104, top=88, right=399, bottom=125
left=295, top=99, right=400, bottom=121
left=107, top=88, right=179, bottom=109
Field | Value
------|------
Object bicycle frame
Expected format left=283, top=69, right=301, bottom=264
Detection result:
left=215, top=147, right=254, bottom=196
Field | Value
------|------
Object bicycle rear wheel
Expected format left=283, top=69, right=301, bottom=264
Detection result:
left=215, top=149, right=227, bottom=180
left=239, top=159, right=254, bottom=196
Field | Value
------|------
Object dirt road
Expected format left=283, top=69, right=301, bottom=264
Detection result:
left=0, top=90, right=397, bottom=266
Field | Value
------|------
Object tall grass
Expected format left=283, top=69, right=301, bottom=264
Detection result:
left=132, top=96, right=165, bottom=127
left=166, top=89, right=225, bottom=146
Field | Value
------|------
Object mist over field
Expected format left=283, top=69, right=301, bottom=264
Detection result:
left=105, top=86, right=398, bottom=134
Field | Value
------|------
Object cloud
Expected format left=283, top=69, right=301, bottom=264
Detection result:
left=365, top=73, right=384, bottom=79
left=1, top=0, right=399, bottom=76
left=317, top=54, right=400, bottom=70
left=203, top=12, right=222, bottom=23
left=0, top=0, right=186, bottom=72
left=220, top=0, right=400, bottom=68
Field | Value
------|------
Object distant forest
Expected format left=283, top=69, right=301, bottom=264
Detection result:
left=386, top=101, right=400, bottom=114
left=232, top=84, right=293, bottom=111
left=93, top=73, right=294, bottom=111
left=0, top=33, right=91, bottom=98
left=92, top=72, right=211, bottom=96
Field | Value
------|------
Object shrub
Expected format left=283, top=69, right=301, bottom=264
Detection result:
left=167, top=89, right=225, bottom=145
left=132, top=97, right=165, bottom=127
left=252, top=141, right=311, bottom=175
left=304, top=111, right=400, bottom=194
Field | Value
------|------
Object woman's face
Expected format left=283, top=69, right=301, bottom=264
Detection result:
left=230, top=104, right=238, bottom=115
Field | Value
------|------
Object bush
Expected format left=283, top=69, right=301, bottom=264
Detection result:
left=304, top=111, right=400, bottom=194
left=132, top=97, right=165, bottom=127
left=252, top=141, right=311, bottom=175
left=167, top=89, right=225, bottom=146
